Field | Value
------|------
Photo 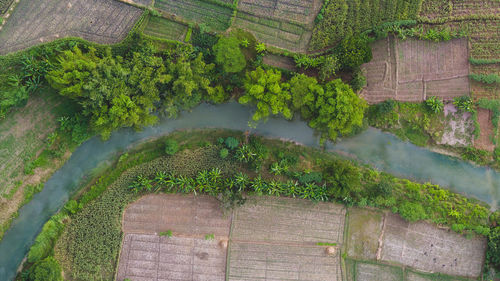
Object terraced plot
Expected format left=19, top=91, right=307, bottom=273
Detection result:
left=346, top=209, right=487, bottom=280
left=234, top=12, right=310, bottom=52
left=361, top=36, right=470, bottom=103
left=117, top=234, right=227, bottom=281
left=122, top=194, right=231, bottom=236
left=380, top=213, right=486, bottom=278
left=238, top=0, right=321, bottom=25
left=118, top=194, right=231, bottom=281
left=228, top=196, right=345, bottom=281
left=234, top=0, right=321, bottom=52
left=0, top=0, right=142, bottom=55
left=154, top=0, right=232, bottom=31
left=142, top=16, right=188, bottom=42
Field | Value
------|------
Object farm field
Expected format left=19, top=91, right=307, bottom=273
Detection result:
left=346, top=208, right=486, bottom=279
left=0, top=92, right=64, bottom=236
left=142, top=16, right=188, bottom=42
left=154, top=0, right=232, bottom=32
left=0, top=0, right=142, bottom=55
left=117, top=194, right=484, bottom=281
left=309, top=0, right=421, bottom=50
left=234, top=0, right=321, bottom=52
left=360, top=36, right=470, bottom=103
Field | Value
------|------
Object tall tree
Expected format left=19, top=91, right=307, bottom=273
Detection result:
left=239, top=67, right=292, bottom=122
left=47, top=46, right=169, bottom=139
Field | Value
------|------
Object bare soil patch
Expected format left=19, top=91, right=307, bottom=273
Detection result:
left=228, top=242, right=341, bottom=281
left=438, top=103, right=474, bottom=147
left=380, top=213, right=486, bottom=278
left=118, top=194, right=231, bottom=281
left=361, top=36, right=470, bottom=104
left=346, top=260, right=403, bottom=281
left=233, top=0, right=322, bottom=52
left=122, top=194, right=231, bottom=237
left=263, top=54, right=297, bottom=71
left=231, top=196, right=346, bottom=244
left=117, top=233, right=227, bottom=281
left=0, top=0, right=142, bottom=54
left=227, top=196, right=345, bottom=281
left=346, top=208, right=384, bottom=260
left=474, top=108, right=495, bottom=152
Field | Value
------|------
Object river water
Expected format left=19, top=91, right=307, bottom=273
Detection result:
left=0, top=102, right=498, bottom=280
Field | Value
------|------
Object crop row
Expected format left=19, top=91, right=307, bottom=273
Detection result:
left=238, top=0, right=317, bottom=25
left=0, top=0, right=13, bottom=14
left=154, top=0, right=232, bottom=31
left=142, top=16, right=188, bottom=42
left=310, top=0, right=422, bottom=50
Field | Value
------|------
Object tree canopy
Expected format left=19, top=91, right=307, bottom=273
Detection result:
left=47, top=46, right=169, bottom=139
left=239, top=67, right=292, bottom=122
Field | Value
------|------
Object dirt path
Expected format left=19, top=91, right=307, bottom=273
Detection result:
left=475, top=108, right=495, bottom=152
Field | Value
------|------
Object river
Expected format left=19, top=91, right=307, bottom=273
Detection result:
left=0, top=102, right=498, bottom=280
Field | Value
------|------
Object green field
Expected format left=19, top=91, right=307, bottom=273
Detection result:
left=143, top=16, right=188, bottom=41
left=154, top=0, right=232, bottom=31
left=309, top=0, right=422, bottom=50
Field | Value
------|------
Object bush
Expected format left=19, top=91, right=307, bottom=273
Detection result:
left=398, top=202, right=427, bottom=222
left=224, top=136, right=239, bottom=150
left=319, top=54, right=339, bottom=81
left=425, top=96, right=444, bottom=113
left=164, top=139, right=179, bottom=156
left=28, top=256, right=63, bottom=281
left=336, top=36, right=372, bottom=70
left=350, top=68, right=366, bottom=92
left=28, top=218, right=65, bottom=263
left=469, top=73, right=500, bottom=85
left=213, top=35, right=246, bottom=73
left=219, top=148, right=229, bottom=159
left=453, top=96, right=474, bottom=113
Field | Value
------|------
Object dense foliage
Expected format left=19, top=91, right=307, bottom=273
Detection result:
left=309, top=0, right=421, bottom=50
left=46, top=46, right=167, bottom=139
left=239, top=67, right=292, bottom=122
left=213, top=35, right=246, bottom=73
left=26, top=256, right=63, bottom=281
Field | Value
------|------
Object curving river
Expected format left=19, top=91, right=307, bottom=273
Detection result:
left=0, top=102, right=498, bottom=280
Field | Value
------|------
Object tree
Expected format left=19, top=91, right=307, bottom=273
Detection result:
left=322, top=159, right=361, bottom=201
left=239, top=67, right=292, bottom=122
left=308, top=79, right=366, bottom=141
left=28, top=256, right=63, bottom=281
left=289, top=74, right=323, bottom=119
left=162, top=53, right=218, bottom=117
left=47, top=46, right=169, bottom=139
left=213, top=36, right=246, bottom=73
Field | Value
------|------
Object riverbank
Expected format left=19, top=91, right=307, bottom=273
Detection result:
left=5, top=128, right=498, bottom=280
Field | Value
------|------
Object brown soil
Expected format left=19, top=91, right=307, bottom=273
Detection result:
left=0, top=0, right=142, bottom=54
left=474, top=108, right=495, bottom=152
left=360, top=36, right=470, bottom=104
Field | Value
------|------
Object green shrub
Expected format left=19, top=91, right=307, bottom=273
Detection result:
left=319, top=54, right=339, bottom=81
left=213, top=35, right=246, bottom=73
left=453, top=96, right=474, bottom=113
left=350, top=68, right=366, bottom=92
left=425, top=96, right=444, bottom=113
left=28, top=256, right=63, bottom=281
left=63, top=200, right=80, bottom=214
left=398, top=202, right=427, bottom=222
left=469, top=58, right=500, bottom=65
left=164, top=139, right=179, bottom=155
left=184, top=26, right=193, bottom=42
left=28, top=218, right=65, bottom=263
left=159, top=230, right=173, bottom=237
left=470, top=73, right=500, bottom=85
left=224, top=136, right=239, bottom=149
left=219, top=148, right=229, bottom=159
left=336, top=36, right=372, bottom=70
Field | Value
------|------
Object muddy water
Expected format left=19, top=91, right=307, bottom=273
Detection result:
left=0, top=102, right=498, bottom=280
